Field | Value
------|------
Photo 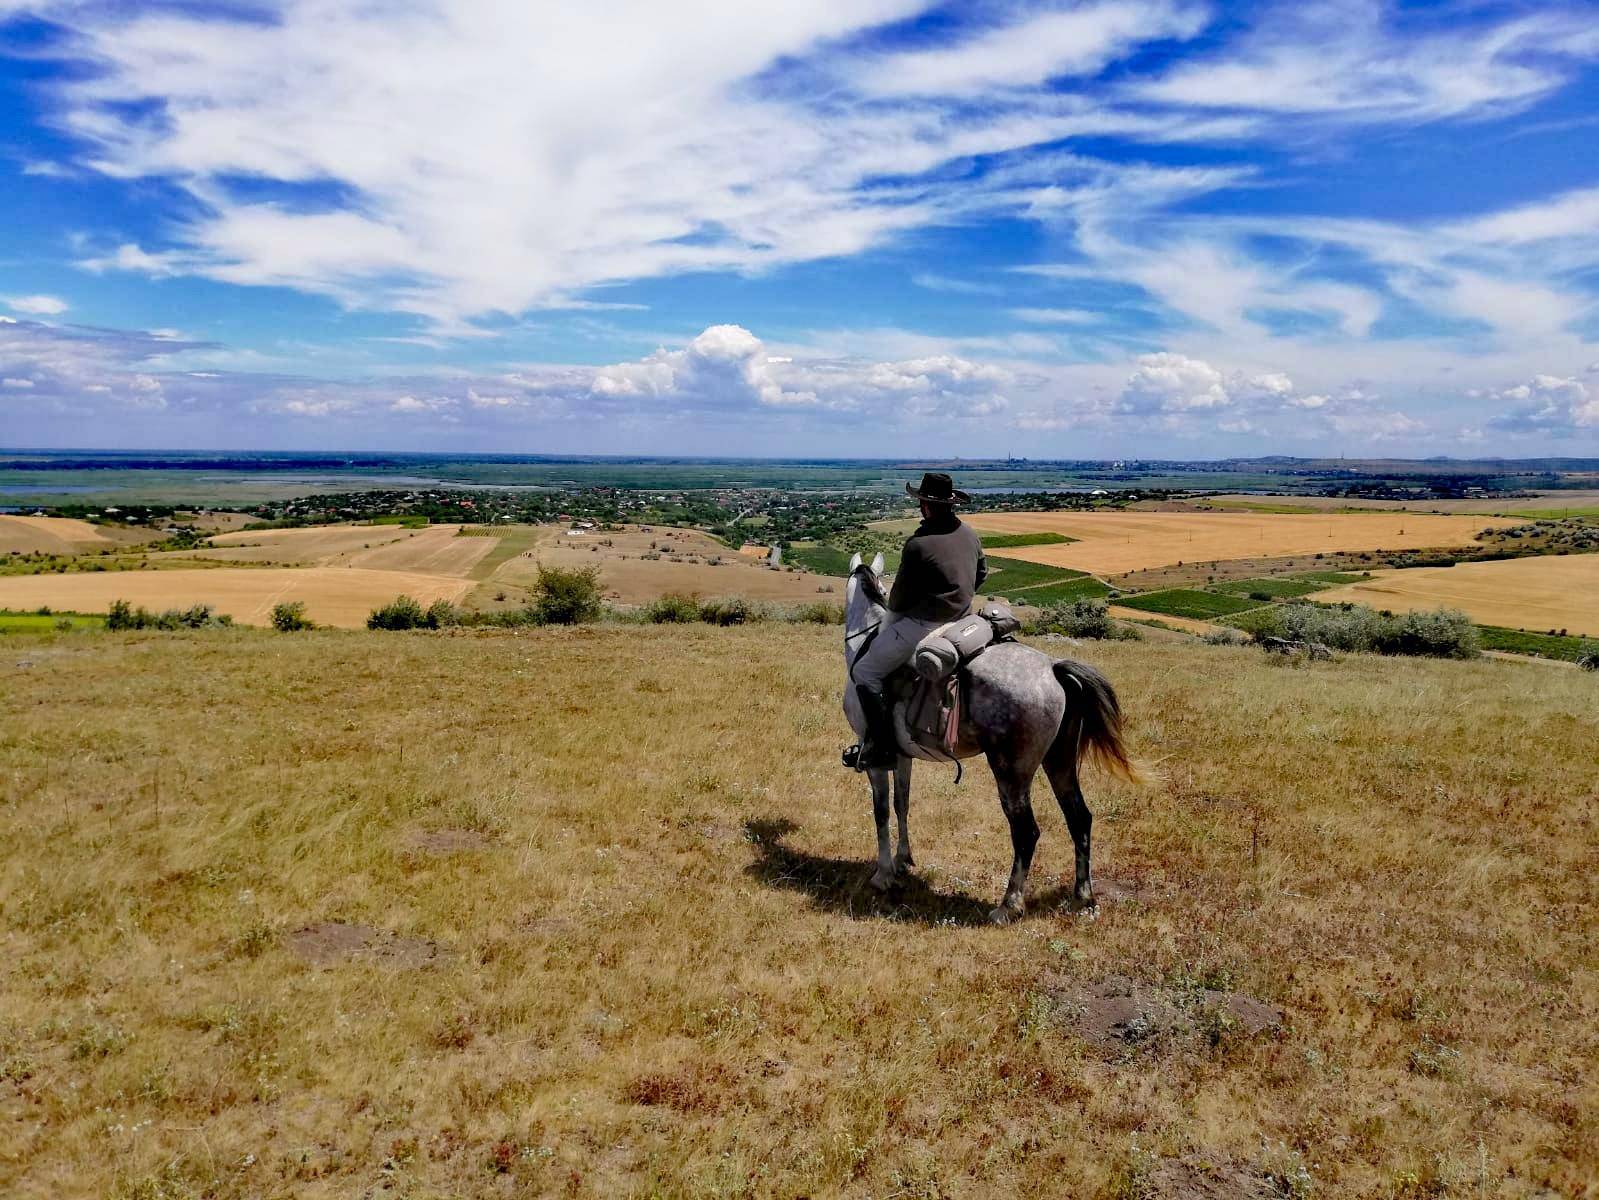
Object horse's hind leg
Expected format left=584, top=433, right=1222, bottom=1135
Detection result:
left=1044, top=721, right=1093, bottom=907
left=990, top=764, right=1041, bottom=925
left=893, top=755, right=914, bottom=876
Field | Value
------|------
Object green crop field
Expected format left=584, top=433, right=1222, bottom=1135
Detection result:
left=1114, top=589, right=1265, bottom=620
left=982, top=555, right=1089, bottom=591
left=1476, top=625, right=1599, bottom=663
left=998, top=576, right=1111, bottom=606
left=1290, top=570, right=1374, bottom=585
left=783, top=544, right=903, bottom=577
left=1209, top=577, right=1326, bottom=599
left=978, top=532, right=1077, bottom=549
left=0, top=608, right=105, bottom=633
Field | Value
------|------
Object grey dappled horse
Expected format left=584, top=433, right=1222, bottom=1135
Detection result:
left=843, top=553, right=1138, bottom=923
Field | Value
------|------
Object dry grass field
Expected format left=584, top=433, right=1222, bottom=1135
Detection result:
left=0, top=627, right=1593, bottom=1198
left=964, top=511, right=1519, bottom=576
left=0, top=567, right=472, bottom=627
left=1310, top=555, right=1599, bottom=637
left=0, top=515, right=123, bottom=555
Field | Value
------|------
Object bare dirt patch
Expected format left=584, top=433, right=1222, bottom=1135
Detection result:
left=966, top=511, right=1517, bottom=575
left=287, top=922, right=444, bottom=968
left=1143, top=1157, right=1276, bottom=1199
left=1055, top=975, right=1283, bottom=1051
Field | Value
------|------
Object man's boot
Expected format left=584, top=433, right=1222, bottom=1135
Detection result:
left=853, top=684, right=898, bottom=770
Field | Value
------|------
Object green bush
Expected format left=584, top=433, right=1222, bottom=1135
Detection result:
left=1576, top=651, right=1598, bottom=672
left=788, top=600, right=844, bottom=625
left=699, top=597, right=761, bottom=626
left=532, top=565, right=604, bottom=625
left=367, top=595, right=428, bottom=630
left=270, top=601, right=315, bottom=632
left=1245, top=602, right=1479, bottom=658
left=424, top=599, right=459, bottom=629
left=645, top=593, right=700, bottom=623
left=107, top=599, right=232, bottom=631
left=1028, top=596, right=1135, bottom=640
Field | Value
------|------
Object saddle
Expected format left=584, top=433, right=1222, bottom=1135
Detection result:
left=893, top=602, right=1021, bottom=760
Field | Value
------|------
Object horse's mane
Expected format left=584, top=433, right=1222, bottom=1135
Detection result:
left=851, top=563, right=886, bottom=607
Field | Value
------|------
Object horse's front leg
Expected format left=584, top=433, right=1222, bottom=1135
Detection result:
left=893, top=755, right=915, bottom=876
left=868, top=767, right=896, bottom=891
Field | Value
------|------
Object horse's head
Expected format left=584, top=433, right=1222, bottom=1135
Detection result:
left=844, top=551, right=886, bottom=664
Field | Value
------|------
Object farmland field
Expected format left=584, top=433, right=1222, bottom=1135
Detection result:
left=1112, top=588, right=1265, bottom=620
left=0, top=514, right=122, bottom=554
left=965, top=511, right=1519, bottom=575
left=0, top=627, right=1593, bottom=1197
left=509, top=524, right=833, bottom=604
left=1308, top=554, right=1599, bottom=637
left=0, top=566, right=472, bottom=627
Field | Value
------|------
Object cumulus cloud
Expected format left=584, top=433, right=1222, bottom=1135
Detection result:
left=1489, top=374, right=1598, bottom=433
left=1118, top=352, right=1230, bottom=413
left=6, top=294, right=68, bottom=316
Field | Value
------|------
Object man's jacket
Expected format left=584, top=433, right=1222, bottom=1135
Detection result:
left=888, top=513, right=987, bottom=621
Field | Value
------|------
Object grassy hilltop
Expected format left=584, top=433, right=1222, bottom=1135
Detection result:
left=1, top=627, right=1595, bottom=1197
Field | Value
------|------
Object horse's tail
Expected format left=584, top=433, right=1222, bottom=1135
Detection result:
left=1052, top=659, right=1143, bottom=784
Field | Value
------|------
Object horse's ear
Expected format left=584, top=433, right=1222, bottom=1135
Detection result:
left=870, top=552, right=885, bottom=576
left=848, top=552, right=862, bottom=572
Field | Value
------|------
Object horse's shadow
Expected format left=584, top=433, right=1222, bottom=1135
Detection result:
left=743, top=817, right=1083, bottom=927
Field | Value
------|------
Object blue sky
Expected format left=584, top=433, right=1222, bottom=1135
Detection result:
left=2, top=0, right=1598, bottom=456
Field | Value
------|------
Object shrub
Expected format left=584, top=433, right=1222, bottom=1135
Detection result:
left=1245, top=602, right=1479, bottom=659
left=532, top=565, right=603, bottom=625
left=788, top=600, right=844, bottom=625
left=107, top=599, right=232, bottom=631
left=1028, top=597, right=1134, bottom=640
left=424, top=599, right=459, bottom=629
left=698, top=597, right=760, bottom=626
left=367, top=595, right=428, bottom=630
left=645, top=593, right=700, bottom=624
left=270, top=601, right=315, bottom=632
left=1578, top=651, right=1599, bottom=672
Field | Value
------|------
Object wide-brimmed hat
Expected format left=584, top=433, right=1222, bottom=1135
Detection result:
left=904, top=471, right=970, bottom=505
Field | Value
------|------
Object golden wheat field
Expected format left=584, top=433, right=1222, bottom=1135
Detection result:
left=502, top=525, right=832, bottom=604
left=964, top=511, right=1518, bottom=575
left=0, top=567, right=473, bottom=627
left=1309, top=555, right=1599, bottom=637
left=1, top=626, right=1593, bottom=1198
left=0, top=514, right=122, bottom=555
left=185, top=524, right=423, bottom=565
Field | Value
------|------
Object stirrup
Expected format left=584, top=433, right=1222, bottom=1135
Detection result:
left=842, top=744, right=864, bottom=771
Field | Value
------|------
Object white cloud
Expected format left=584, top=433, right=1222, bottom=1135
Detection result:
left=1009, top=307, right=1102, bottom=325
left=850, top=1, right=1206, bottom=97
left=31, top=0, right=1254, bottom=331
left=1118, top=352, right=1230, bottom=413
left=3, top=377, right=35, bottom=388
left=6, top=294, right=68, bottom=316
left=1489, top=374, right=1598, bottom=433
left=1138, top=3, right=1599, bottom=122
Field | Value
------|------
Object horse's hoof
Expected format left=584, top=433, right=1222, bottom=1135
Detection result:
left=869, top=868, right=896, bottom=892
left=988, top=905, right=1019, bottom=926
left=894, top=854, right=915, bottom=876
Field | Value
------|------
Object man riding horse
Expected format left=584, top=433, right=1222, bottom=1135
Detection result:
left=850, top=471, right=987, bottom=769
